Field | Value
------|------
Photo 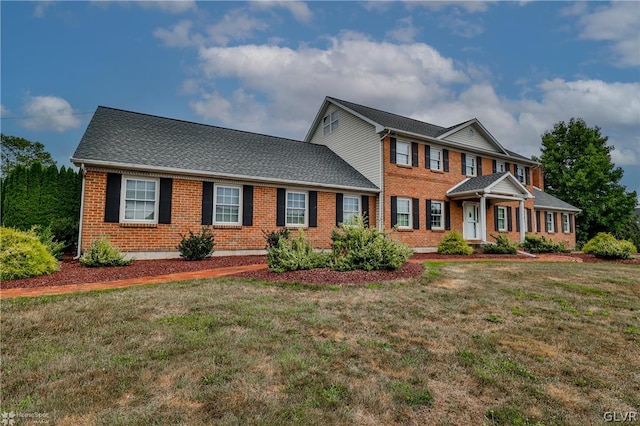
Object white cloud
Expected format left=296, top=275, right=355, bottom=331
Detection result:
left=33, top=1, right=54, bottom=18
left=251, top=1, right=313, bottom=23
left=206, top=9, right=269, bottom=46
left=20, top=96, right=81, bottom=132
left=135, top=1, right=196, bottom=14
left=575, top=2, right=640, bottom=67
left=409, top=1, right=492, bottom=14
left=154, top=20, right=197, bottom=47
left=0, top=104, right=11, bottom=117
left=386, top=16, right=419, bottom=43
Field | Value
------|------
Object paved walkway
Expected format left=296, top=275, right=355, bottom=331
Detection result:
left=0, top=263, right=268, bottom=300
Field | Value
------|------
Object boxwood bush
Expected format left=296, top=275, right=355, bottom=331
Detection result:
left=266, top=229, right=330, bottom=272
left=1, top=227, right=59, bottom=280
left=177, top=227, right=215, bottom=261
left=483, top=234, right=518, bottom=255
left=521, top=235, right=569, bottom=254
left=80, top=236, right=133, bottom=267
left=437, top=230, right=473, bottom=255
left=582, top=232, right=636, bottom=260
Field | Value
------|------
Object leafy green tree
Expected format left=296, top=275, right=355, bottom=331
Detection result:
left=1, top=134, right=56, bottom=176
left=538, top=118, right=637, bottom=244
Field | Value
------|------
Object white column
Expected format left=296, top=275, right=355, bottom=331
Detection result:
left=519, top=199, right=526, bottom=243
left=480, top=195, right=487, bottom=243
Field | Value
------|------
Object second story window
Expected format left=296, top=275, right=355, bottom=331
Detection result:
left=396, top=141, right=411, bottom=165
left=496, top=161, right=505, bottom=173
left=430, top=147, right=442, bottom=170
left=323, top=110, right=339, bottom=135
left=465, top=155, right=476, bottom=176
left=517, top=165, right=525, bottom=183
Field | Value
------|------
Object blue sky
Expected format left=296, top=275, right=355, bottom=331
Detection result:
left=1, top=1, right=638, bottom=199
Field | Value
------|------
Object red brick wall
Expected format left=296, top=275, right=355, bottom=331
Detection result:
left=81, top=171, right=378, bottom=253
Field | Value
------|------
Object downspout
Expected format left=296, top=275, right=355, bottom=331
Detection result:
left=74, top=163, right=87, bottom=260
left=378, top=130, right=391, bottom=231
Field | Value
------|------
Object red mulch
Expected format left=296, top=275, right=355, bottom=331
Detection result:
left=2, top=252, right=637, bottom=291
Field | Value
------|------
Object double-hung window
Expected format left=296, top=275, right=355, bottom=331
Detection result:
left=516, top=165, right=525, bottom=183
left=497, top=206, right=507, bottom=231
left=430, top=147, right=442, bottom=170
left=343, top=195, right=360, bottom=225
left=122, top=177, right=159, bottom=223
left=396, top=197, right=411, bottom=229
left=496, top=161, right=505, bottom=173
left=214, top=185, right=241, bottom=225
left=465, top=155, right=476, bottom=176
left=286, top=191, right=307, bottom=226
left=430, top=201, right=444, bottom=230
left=396, top=141, right=411, bottom=165
left=562, top=213, right=570, bottom=233
left=545, top=212, right=554, bottom=233
left=323, top=110, right=339, bottom=135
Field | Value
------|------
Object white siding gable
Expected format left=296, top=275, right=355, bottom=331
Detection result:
left=443, top=125, right=501, bottom=153
left=308, top=105, right=382, bottom=188
left=491, top=179, right=524, bottom=196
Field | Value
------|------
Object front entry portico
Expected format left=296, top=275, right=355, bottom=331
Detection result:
left=447, top=172, right=533, bottom=244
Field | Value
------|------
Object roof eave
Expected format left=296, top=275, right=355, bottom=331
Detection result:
left=533, top=204, right=582, bottom=213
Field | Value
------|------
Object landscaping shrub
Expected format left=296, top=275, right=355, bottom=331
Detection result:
left=582, top=232, right=636, bottom=260
left=49, top=217, right=79, bottom=252
left=80, top=236, right=133, bottom=267
left=32, top=225, right=65, bottom=260
left=437, top=230, right=473, bottom=255
left=262, top=228, right=291, bottom=249
left=483, top=234, right=518, bottom=255
left=330, top=215, right=413, bottom=271
left=0, top=227, right=59, bottom=280
left=521, top=235, right=569, bottom=254
left=177, top=228, right=215, bottom=261
left=265, top=229, right=330, bottom=272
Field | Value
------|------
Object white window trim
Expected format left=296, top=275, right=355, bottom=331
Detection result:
left=213, top=184, right=242, bottom=225
left=430, top=147, right=443, bottom=171
left=545, top=211, right=554, bottom=233
left=465, top=154, right=476, bottom=176
left=120, top=175, right=160, bottom=224
left=322, top=110, right=339, bottom=136
left=286, top=190, right=308, bottom=227
left=396, top=197, right=412, bottom=229
left=497, top=206, right=508, bottom=231
left=562, top=213, right=570, bottom=233
left=516, top=165, right=525, bottom=183
left=431, top=200, right=444, bottom=230
left=396, top=141, right=411, bottom=166
left=496, top=161, right=505, bottom=173
left=342, top=195, right=361, bottom=225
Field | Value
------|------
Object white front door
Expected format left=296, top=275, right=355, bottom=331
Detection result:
left=464, top=203, right=480, bottom=240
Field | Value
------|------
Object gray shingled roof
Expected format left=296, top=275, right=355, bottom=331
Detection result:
left=533, top=188, right=581, bottom=212
left=447, top=172, right=510, bottom=195
left=72, top=107, right=379, bottom=191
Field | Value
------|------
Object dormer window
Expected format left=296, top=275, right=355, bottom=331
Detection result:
left=323, top=110, right=339, bottom=135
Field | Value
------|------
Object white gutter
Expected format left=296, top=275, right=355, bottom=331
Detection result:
left=74, top=163, right=87, bottom=260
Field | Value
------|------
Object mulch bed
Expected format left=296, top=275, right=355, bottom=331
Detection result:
left=2, top=252, right=637, bottom=291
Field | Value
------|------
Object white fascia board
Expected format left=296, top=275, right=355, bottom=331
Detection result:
left=436, top=119, right=510, bottom=156
left=533, top=204, right=582, bottom=213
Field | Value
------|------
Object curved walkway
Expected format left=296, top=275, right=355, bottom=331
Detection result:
left=0, top=263, right=268, bottom=300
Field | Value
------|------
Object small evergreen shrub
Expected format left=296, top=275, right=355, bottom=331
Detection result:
left=262, top=228, right=291, bottom=249
left=80, top=236, right=133, bottom=267
left=177, top=227, right=215, bottom=261
left=1, top=227, right=59, bottom=280
left=330, top=215, right=413, bottom=271
left=32, top=225, right=65, bottom=260
left=49, top=217, right=79, bottom=252
left=266, top=229, right=330, bottom=272
left=437, top=230, right=473, bottom=255
left=521, top=235, right=569, bottom=253
left=483, top=234, right=518, bottom=255
left=582, top=233, right=636, bottom=260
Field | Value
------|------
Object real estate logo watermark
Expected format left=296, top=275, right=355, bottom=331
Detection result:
left=604, top=411, right=638, bottom=423
left=1, top=412, right=50, bottom=425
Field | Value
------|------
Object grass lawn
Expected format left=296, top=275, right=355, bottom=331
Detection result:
left=1, top=262, right=638, bottom=425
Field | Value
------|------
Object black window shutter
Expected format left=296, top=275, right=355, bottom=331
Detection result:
left=242, top=185, right=254, bottom=226
left=411, top=143, right=419, bottom=167
left=569, top=213, right=574, bottom=233
left=391, top=196, right=398, bottom=227
left=527, top=208, right=533, bottom=232
left=525, top=167, right=531, bottom=185
left=201, top=181, right=213, bottom=225
left=309, top=191, right=318, bottom=228
left=513, top=164, right=518, bottom=177
left=390, top=137, right=397, bottom=164
left=553, top=212, right=558, bottom=233
left=104, top=173, right=122, bottom=223
left=443, top=149, right=449, bottom=172
left=494, top=205, right=499, bottom=231
left=361, top=195, right=369, bottom=227
left=507, top=206, right=513, bottom=231
left=492, top=159, right=497, bottom=174
left=158, top=178, right=173, bottom=224
left=445, top=201, right=451, bottom=230
left=426, top=200, right=432, bottom=230
left=425, top=145, right=431, bottom=169
left=476, top=156, right=483, bottom=176
left=515, top=207, right=520, bottom=232
left=461, top=153, right=467, bottom=175
left=505, top=162, right=511, bottom=173
left=276, top=188, right=286, bottom=226
left=335, top=193, right=344, bottom=226
left=412, top=198, right=420, bottom=229
left=536, top=210, right=541, bottom=232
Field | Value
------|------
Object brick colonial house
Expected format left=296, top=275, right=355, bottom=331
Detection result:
left=71, top=97, right=580, bottom=259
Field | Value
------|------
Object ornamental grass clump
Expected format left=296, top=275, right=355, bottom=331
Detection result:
left=177, top=227, right=215, bottom=261
left=437, top=230, right=473, bottom=255
left=0, top=227, right=59, bottom=280
left=582, top=232, right=636, bottom=260
left=80, top=236, right=133, bottom=267
left=330, top=215, right=412, bottom=271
